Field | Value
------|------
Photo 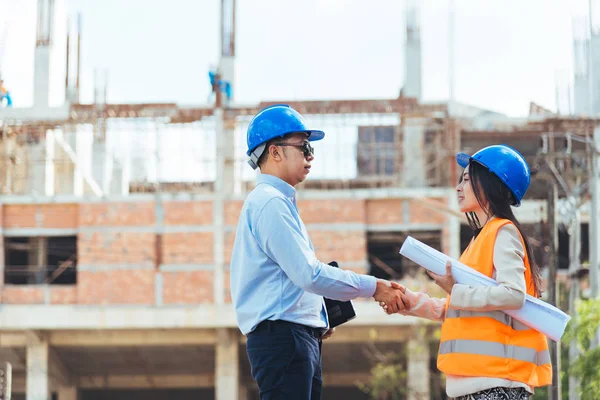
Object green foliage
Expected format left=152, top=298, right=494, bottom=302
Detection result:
left=358, top=326, right=437, bottom=400
left=357, top=359, right=408, bottom=400
left=563, top=297, right=600, bottom=400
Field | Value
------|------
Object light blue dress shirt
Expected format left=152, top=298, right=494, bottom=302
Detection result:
left=230, top=174, right=377, bottom=335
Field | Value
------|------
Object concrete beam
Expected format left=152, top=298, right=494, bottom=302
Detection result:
left=48, top=329, right=217, bottom=347
left=58, top=385, right=78, bottom=400
left=77, top=374, right=214, bottom=389
left=237, top=324, right=434, bottom=345
left=0, top=332, right=28, bottom=347
left=53, top=129, right=103, bottom=197
left=0, top=105, right=70, bottom=122
left=0, top=303, right=425, bottom=330
left=35, top=372, right=371, bottom=390
left=2, top=228, right=78, bottom=237
left=0, top=187, right=454, bottom=204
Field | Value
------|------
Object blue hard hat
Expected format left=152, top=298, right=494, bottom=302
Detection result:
left=246, top=104, right=325, bottom=169
left=456, top=144, right=531, bottom=206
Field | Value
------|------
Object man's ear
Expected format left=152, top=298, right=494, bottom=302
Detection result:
left=269, top=144, right=282, bottom=161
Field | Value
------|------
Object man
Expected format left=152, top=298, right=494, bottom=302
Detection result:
left=0, top=78, right=12, bottom=107
left=230, top=104, right=409, bottom=400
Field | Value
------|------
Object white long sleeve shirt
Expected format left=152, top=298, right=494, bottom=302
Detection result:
left=399, top=223, right=534, bottom=398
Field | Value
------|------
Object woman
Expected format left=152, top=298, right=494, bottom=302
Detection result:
left=383, top=145, right=552, bottom=400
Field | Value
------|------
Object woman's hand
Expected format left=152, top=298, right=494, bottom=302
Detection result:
left=427, top=260, right=456, bottom=295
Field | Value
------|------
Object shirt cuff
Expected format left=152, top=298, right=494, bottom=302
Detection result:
left=448, top=283, right=470, bottom=309
left=358, top=274, right=378, bottom=298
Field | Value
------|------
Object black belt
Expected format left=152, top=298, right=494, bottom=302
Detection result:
left=252, top=320, right=327, bottom=339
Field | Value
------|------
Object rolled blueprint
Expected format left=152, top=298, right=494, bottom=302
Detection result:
left=399, top=236, right=571, bottom=342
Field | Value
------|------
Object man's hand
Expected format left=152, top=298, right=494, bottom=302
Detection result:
left=427, top=260, right=456, bottom=295
left=373, top=279, right=410, bottom=314
left=322, top=327, right=335, bottom=340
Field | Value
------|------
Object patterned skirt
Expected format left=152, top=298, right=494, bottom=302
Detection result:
left=455, top=387, right=531, bottom=400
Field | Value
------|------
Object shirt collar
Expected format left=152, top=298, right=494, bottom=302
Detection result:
left=256, top=174, right=296, bottom=199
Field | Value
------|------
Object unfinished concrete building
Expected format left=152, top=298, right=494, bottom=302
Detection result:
left=1, top=1, right=598, bottom=400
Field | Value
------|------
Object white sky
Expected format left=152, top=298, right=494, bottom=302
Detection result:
left=0, top=0, right=597, bottom=184
left=0, top=0, right=595, bottom=117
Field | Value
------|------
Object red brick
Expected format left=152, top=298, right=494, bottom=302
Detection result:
left=164, top=201, right=213, bottom=225
left=3, top=205, right=38, bottom=228
left=79, top=202, right=154, bottom=226
left=78, top=232, right=156, bottom=265
left=224, top=201, right=244, bottom=226
left=162, top=233, right=213, bottom=264
left=408, top=198, right=447, bottom=224
left=39, top=204, right=78, bottom=228
left=77, top=270, right=155, bottom=304
left=1, top=286, right=45, bottom=304
left=366, top=199, right=404, bottom=224
left=224, top=270, right=232, bottom=304
left=298, top=199, right=365, bottom=224
left=50, top=286, right=77, bottom=304
left=307, top=230, right=366, bottom=263
left=224, top=231, right=236, bottom=264
left=162, top=271, right=213, bottom=304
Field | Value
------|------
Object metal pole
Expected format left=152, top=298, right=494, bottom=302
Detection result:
left=568, top=208, right=581, bottom=400
left=213, top=105, right=225, bottom=306
left=547, top=181, right=562, bottom=400
left=591, top=126, right=600, bottom=348
left=588, top=0, right=594, bottom=115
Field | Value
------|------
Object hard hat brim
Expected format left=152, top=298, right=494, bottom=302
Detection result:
left=306, top=130, right=325, bottom=141
left=456, top=152, right=471, bottom=168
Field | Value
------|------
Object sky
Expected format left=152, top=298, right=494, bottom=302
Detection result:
left=0, top=0, right=594, bottom=117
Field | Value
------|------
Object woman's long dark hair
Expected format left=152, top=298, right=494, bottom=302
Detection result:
left=467, top=161, right=543, bottom=297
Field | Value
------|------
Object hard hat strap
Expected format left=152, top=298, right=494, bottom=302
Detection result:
left=247, top=143, right=266, bottom=170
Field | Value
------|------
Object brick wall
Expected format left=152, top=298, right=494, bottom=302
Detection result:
left=0, top=196, right=450, bottom=305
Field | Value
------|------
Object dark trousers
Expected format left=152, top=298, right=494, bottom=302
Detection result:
left=246, top=320, right=324, bottom=400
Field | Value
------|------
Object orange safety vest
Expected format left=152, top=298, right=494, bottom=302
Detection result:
left=437, top=218, right=552, bottom=388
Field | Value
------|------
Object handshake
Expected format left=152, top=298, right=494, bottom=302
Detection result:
left=373, top=279, right=410, bottom=314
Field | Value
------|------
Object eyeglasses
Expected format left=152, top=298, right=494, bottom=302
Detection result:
left=274, top=142, right=314, bottom=158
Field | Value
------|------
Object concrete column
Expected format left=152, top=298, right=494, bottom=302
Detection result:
left=568, top=212, right=581, bottom=400
left=52, top=129, right=74, bottom=195
left=0, top=210, right=4, bottom=287
left=223, top=117, right=239, bottom=195
left=29, top=137, right=47, bottom=196
left=58, top=385, right=77, bottom=400
left=215, top=328, right=239, bottom=400
left=27, top=338, right=49, bottom=400
left=92, top=139, right=113, bottom=195
left=407, top=336, right=430, bottom=400
left=214, top=109, right=225, bottom=305
left=73, top=128, right=85, bottom=197
left=402, top=118, right=426, bottom=187
left=590, top=126, right=600, bottom=347
left=44, top=130, right=55, bottom=196
left=34, top=46, right=51, bottom=109
left=404, top=1, right=422, bottom=100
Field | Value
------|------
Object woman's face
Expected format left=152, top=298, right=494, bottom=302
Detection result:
left=456, top=165, right=482, bottom=213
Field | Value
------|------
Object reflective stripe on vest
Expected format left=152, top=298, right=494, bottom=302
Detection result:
left=437, top=218, right=552, bottom=387
left=446, top=308, right=530, bottom=331
left=439, top=339, right=551, bottom=366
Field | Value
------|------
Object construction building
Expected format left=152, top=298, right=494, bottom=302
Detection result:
left=0, top=1, right=599, bottom=400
